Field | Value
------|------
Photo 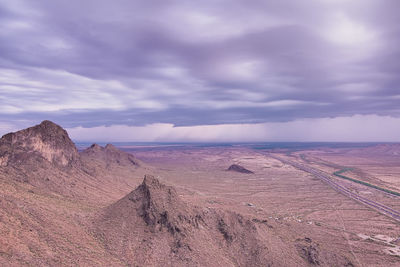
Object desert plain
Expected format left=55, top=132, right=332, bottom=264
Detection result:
left=129, top=143, right=400, bottom=266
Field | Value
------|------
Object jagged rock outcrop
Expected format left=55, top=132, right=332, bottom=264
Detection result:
left=95, top=175, right=302, bottom=266
left=127, top=175, right=194, bottom=234
left=295, top=237, right=354, bottom=266
left=296, top=237, right=321, bottom=265
left=0, top=120, right=79, bottom=167
left=227, top=164, right=254, bottom=174
left=80, top=143, right=139, bottom=169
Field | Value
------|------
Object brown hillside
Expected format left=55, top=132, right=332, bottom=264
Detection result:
left=95, top=175, right=315, bottom=266
left=81, top=143, right=139, bottom=169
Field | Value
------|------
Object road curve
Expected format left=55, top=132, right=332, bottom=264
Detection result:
left=267, top=154, right=400, bottom=223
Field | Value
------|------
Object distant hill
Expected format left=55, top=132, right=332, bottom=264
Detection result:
left=227, top=164, right=254, bottom=174
left=81, top=143, right=139, bottom=168
left=347, top=143, right=400, bottom=157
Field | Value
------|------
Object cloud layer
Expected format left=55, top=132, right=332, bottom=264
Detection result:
left=0, top=0, right=399, bottom=141
left=67, top=115, right=400, bottom=142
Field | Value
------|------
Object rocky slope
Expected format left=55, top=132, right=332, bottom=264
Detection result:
left=95, top=175, right=352, bottom=266
left=81, top=143, right=139, bottom=168
left=0, top=121, right=143, bottom=197
left=0, top=121, right=148, bottom=265
left=0, top=120, right=79, bottom=168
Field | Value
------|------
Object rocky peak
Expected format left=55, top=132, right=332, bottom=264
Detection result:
left=0, top=120, right=79, bottom=167
left=105, top=144, right=118, bottom=151
left=89, top=143, right=103, bottom=151
left=136, top=175, right=179, bottom=202
left=141, top=174, right=165, bottom=190
left=81, top=143, right=139, bottom=167
left=129, top=175, right=185, bottom=229
left=106, top=175, right=195, bottom=236
left=97, top=175, right=284, bottom=266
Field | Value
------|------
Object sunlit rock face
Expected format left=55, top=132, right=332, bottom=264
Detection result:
left=0, top=120, right=79, bottom=167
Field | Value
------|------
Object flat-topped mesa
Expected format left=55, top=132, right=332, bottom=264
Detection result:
left=227, top=164, right=254, bottom=174
left=0, top=120, right=79, bottom=167
left=81, top=143, right=139, bottom=167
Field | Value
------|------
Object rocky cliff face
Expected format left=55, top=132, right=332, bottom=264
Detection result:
left=0, top=120, right=79, bottom=167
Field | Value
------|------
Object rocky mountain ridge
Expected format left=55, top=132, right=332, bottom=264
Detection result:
left=0, top=120, right=79, bottom=167
left=81, top=143, right=139, bottom=168
left=96, top=175, right=291, bottom=266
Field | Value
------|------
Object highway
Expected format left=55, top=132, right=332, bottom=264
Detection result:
left=268, top=154, right=400, bottom=223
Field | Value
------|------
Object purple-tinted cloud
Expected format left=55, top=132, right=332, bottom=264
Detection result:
left=0, top=0, right=399, bottom=139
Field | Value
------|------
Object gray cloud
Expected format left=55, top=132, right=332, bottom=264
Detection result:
left=66, top=115, right=400, bottom=142
left=0, top=0, right=399, bottom=139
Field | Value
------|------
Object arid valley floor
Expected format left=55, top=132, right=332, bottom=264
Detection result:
left=130, top=144, right=400, bottom=266
left=0, top=121, right=399, bottom=266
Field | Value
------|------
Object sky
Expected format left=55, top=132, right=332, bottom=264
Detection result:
left=0, top=0, right=399, bottom=142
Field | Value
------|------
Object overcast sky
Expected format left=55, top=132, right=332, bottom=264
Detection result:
left=0, top=0, right=399, bottom=142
